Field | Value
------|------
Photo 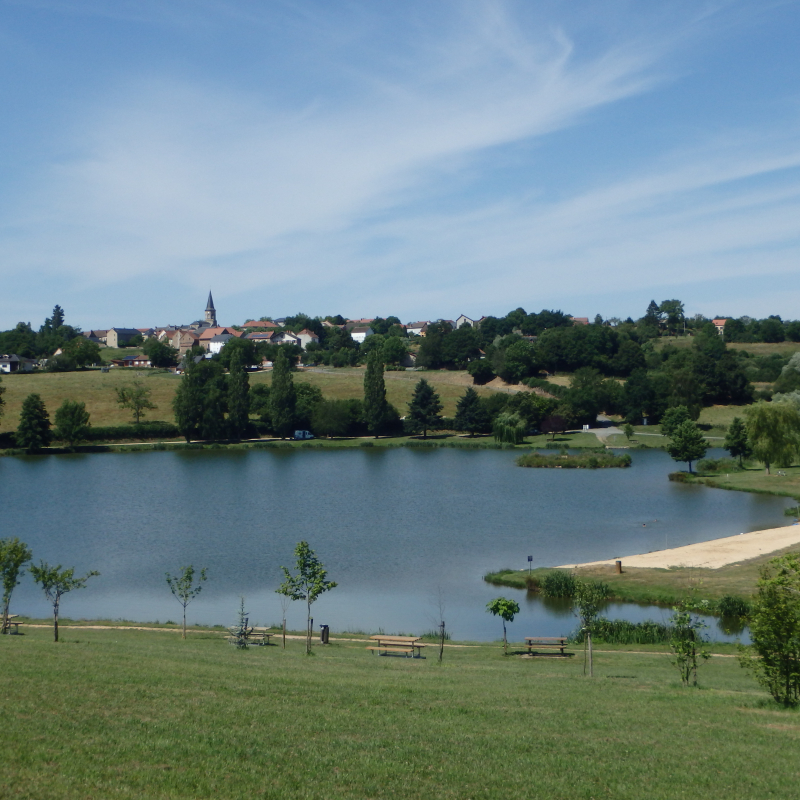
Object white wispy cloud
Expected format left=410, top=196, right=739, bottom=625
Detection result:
left=1, top=0, right=797, bottom=325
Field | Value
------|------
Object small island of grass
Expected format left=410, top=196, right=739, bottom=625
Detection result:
left=516, top=451, right=632, bottom=469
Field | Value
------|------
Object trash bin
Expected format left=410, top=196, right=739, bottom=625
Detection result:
left=320, top=624, right=329, bottom=644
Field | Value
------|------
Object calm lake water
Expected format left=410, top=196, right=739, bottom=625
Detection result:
left=2, top=447, right=791, bottom=641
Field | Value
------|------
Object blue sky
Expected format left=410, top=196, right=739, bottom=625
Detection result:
left=1, top=0, right=799, bottom=330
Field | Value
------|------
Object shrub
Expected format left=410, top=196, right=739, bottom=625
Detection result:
left=697, top=457, right=742, bottom=474
left=570, top=619, right=673, bottom=645
left=717, top=595, right=751, bottom=617
left=541, top=571, right=576, bottom=598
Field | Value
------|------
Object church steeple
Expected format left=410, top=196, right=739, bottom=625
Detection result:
left=205, top=291, right=217, bottom=327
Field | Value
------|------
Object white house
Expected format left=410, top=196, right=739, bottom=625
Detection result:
left=207, top=333, right=235, bottom=354
left=349, top=326, right=373, bottom=344
left=406, top=321, right=429, bottom=337
left=0, top=354, right=36, bottom=373
left=297, top=329, right=320, bottom=349
left=455, top=315, right=475, bottom=329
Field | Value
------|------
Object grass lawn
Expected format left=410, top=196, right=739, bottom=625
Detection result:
left=486, top=542, right=800, bottom=605
left=728, top=341, right=800, bottom=357
left=3, top=625, right=798, bottom=799
left=685, top=464, right=800, bottom=502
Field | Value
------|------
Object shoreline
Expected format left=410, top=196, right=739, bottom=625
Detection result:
left=556, top=524, right=800, bottom=570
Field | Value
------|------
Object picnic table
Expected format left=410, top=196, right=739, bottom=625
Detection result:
left=366, top=635, right=426, bottom=658
left=2, top=615, right=22, bottom=634
left=226, top=625, right=274, bottom=646
left=524, top=637, right=571, bottom=656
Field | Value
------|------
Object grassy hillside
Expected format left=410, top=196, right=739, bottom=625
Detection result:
left=0, top=368, right=520, bottom=433
left=2, top=625, right=797, bottom=799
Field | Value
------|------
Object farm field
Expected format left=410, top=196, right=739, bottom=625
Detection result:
left=2, top=624, right=798, bottom=799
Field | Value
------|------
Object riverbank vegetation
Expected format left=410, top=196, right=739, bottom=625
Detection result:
left=516, top=450, right=632, bottom=469
left=3, top=623, right=799, bottom=798
left=484, top=543, right=800, bottom=609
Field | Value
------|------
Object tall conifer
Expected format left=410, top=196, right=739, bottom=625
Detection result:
left=363, top=347, right=388, bottom=437
left=406, top=379, right=442, bottom=439
left=270, top=349, right=296, bottom=439
left=227, top=349, right=250, bottom=439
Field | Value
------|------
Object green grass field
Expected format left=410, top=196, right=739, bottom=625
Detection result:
left=686, top=464, right=800, bottom=501
left=2, top=624, right=798, bottom=799
left=0, top=368, right=515, bottom=434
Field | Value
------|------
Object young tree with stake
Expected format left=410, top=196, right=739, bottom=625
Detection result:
left=277, top=541, right=337, bottom=655
left=29, top=562, right=99, bottom=642
left=486, top=597, right=520, bottom=655
left=1, top=538, right=32, bottom=633
left=574, top=580, right=609, bottom=677
left=165, top=565, right=208, bottom=639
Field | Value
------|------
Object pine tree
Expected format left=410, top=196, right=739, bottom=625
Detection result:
left=227, top=349, right=250, bottom=439
left=406, top=379, right=442, bottom=439
left=724, top=416, right=752, bottom=467
left=363, top=347, right=389, bottom=438
left=270, top=348, right=296, bottom=439
left=454, top=387, right=489, bottom=437
left=16, top=393, right=52, bottom=452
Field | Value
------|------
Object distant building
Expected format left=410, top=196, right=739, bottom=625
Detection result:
left=455, top=315, right=475, bottom=329
left=0, top=354, right=36, bottom=373
left=406, top=321, right=429, bottom=337
left=348, top=326, right=373, bottom=344
left=712, top=319, right=727, bottom=336
left=297, top=329, right=320, bottom=349
left=205, top=292, right=217, bottom=327
left=570, top=317, right=590, bottom=326
left=242, top=319, right=278, bottom=329
left=106, top=328, right=142, bottom=348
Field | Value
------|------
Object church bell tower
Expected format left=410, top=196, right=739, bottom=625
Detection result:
left=205, top=291, right=217, bottom=327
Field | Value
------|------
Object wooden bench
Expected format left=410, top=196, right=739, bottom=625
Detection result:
left=2, top=615, right=21, bottom=634
left=525, top=637, right=570, bottom=656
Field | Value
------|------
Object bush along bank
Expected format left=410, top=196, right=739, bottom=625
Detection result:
left=484, top=568, right=754, bottom=617
left=516, top=450, right=632, bottom=469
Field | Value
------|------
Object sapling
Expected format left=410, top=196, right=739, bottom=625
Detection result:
left=573, top=580, right=609, bottom=677
left=277, top=541, right=337, bottom=655
left=669, top=599, right=710, bottom=687
left=486, top=597, right=520, bottom=655
left=29, top=561, right=99, bottom=642
left=1, top=538, right=32, bottom=633
left=165, top=565, right=208, bottom=639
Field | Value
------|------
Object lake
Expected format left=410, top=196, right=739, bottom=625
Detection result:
left=2, top=447, right=791, bottom=641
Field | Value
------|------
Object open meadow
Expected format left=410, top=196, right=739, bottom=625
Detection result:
left=0, top=367, right=526, bottom=433
left=2, top=624, right=799, bottom=799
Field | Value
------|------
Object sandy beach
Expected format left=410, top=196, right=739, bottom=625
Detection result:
left=557, top=524, right=800, bottom=570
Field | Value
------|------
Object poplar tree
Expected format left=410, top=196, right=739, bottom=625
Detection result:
left=173, top=361, right=205, bottom=441
left=406, top=379, right=442, bottom=439
left=16, top=393, right=52, bottom=452
left=363, top=347, right=389, bottom=437
left=0, top=375, right=5, bottom=422
left=270, top=348, right=296, bottom=438
left=227, top=349, right=250, bottom=439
